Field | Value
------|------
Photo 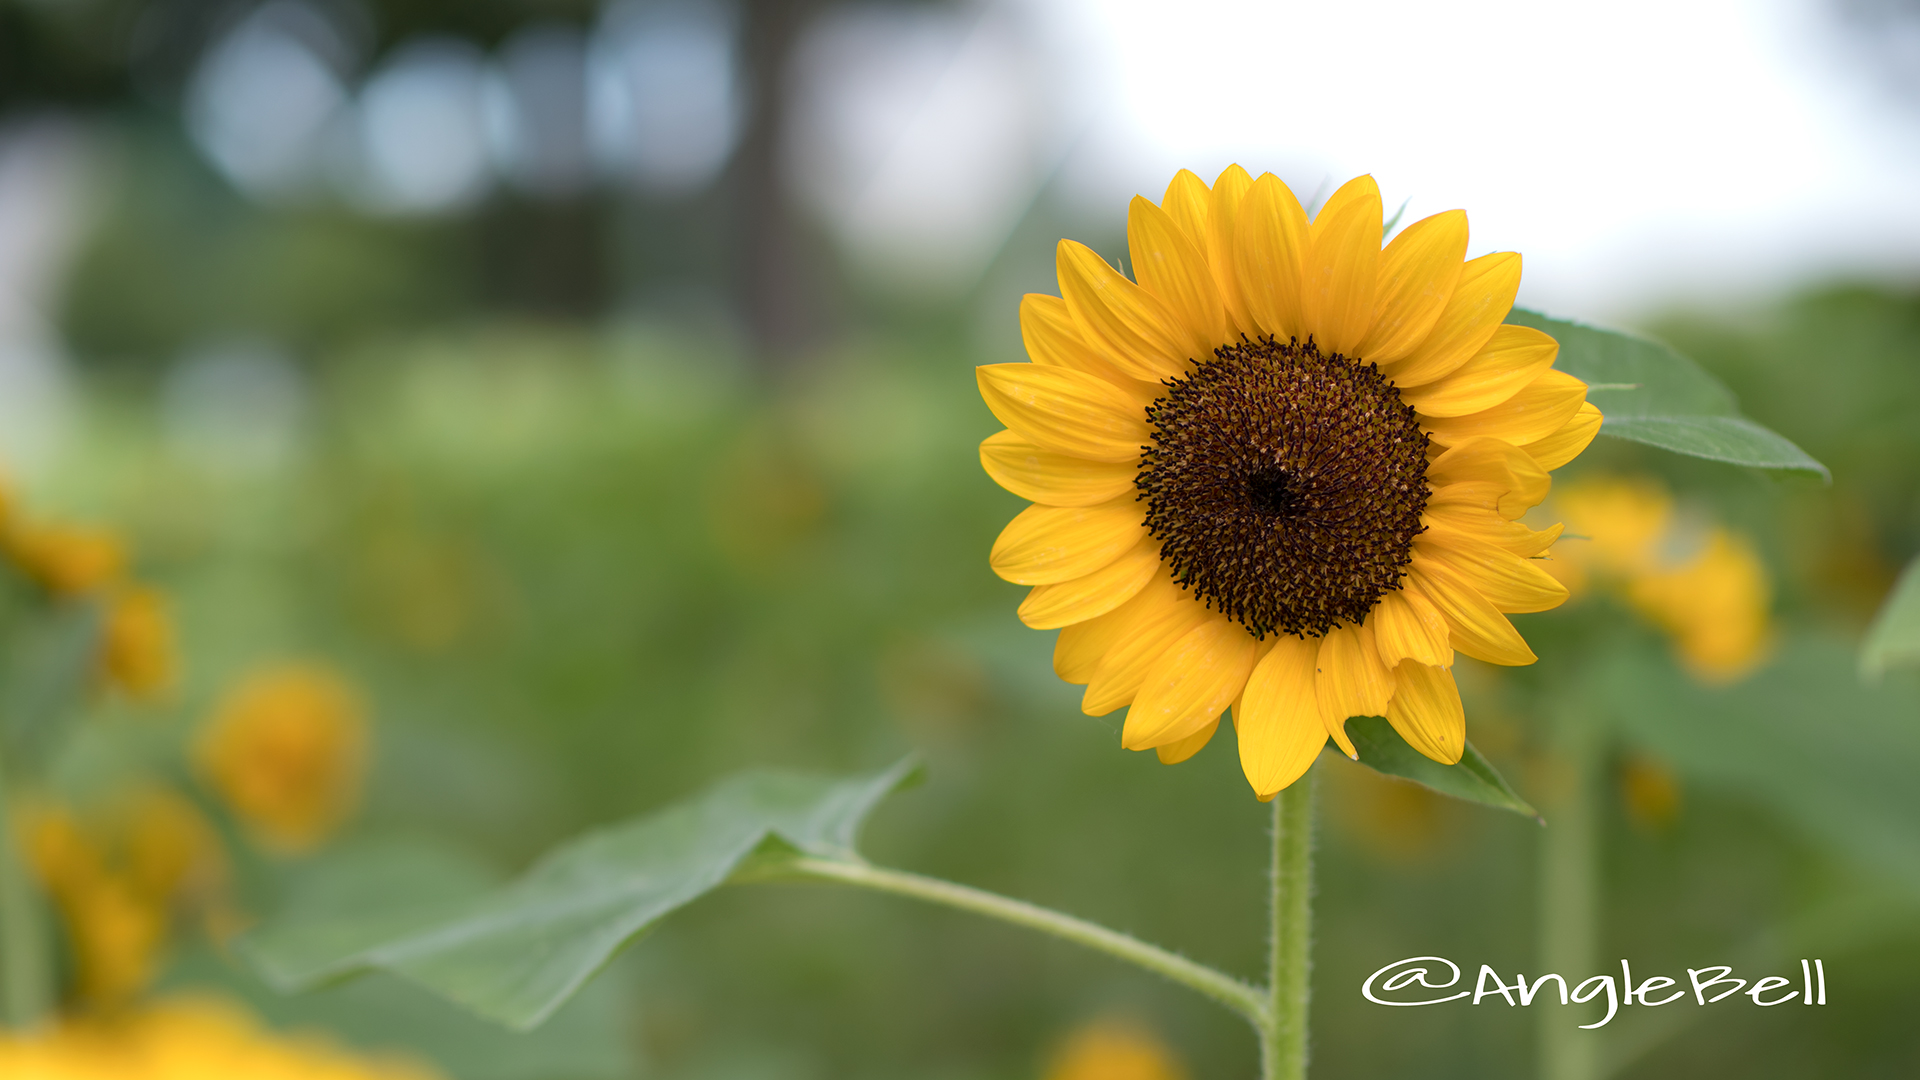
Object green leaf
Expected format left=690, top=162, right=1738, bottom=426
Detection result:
left=1862, top=554, right=1920, bottom=678
left=242, top=759, right=920, bottom=1030
left=165, top=936, right=638, bottom=1080
left=165, top=834, right=640, bottom=1080
left=1505, top=307, right=1828, bottom=479
left=1341, top=716, right=1539, bottom=821
left=242, top=839, right=502, bottom=992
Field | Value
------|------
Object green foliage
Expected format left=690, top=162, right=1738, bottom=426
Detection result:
left=58, top=131, right=466, bottom=366
left=1598, top=633, right=1920, bottom=892
left=1509, top=308, right=1827, bottom=478
left=43, top=294, right=1920, bottom=1077
left=0, top=575, right=107, bottom=1026
left=245, top=761, right=920, bottom=1029
left=1648, top=286, right=1920, bottom=641
left=1861, top=555, right=1920, bottom=678
left=0, top=589, right=102, bottom=757
left=1343, top=718, right=1538, bottom=821
left=165, top=879, right=637, bottom=1080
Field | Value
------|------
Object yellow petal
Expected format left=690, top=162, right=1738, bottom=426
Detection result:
left=976, top=363, right=1150, bottom=464
left=1208, top=164, right=1257, bottom=335
left=1425, top=481, right=1513, bottom=522
left=1386, top=662, right=1465, bottom=764
left=1082, top=585, right=1213, bottom=715
left=1425, top=436, right=1551, bottom=519
left=990, top=496, right=1144, bottom=586
left=1235, top=634, right=1328, bottom=796
left=1057, top=240, right=1192, bottom=382
left=1301, top=175, right=1381, bottom=356
left=1020, top=293, right=1159, bottom=393
left=1156, top=717, right=1219, bottom=764
left=979, top=429, right=1137, bottom=508
left=1383, top=252, right=1522, bottom=387
left=1521, top=401, right=1603, bottom=471
left=1368, top=587, right=1453, bottom=668
left=1414, top=533, right=1569, bottom=614
left=1419, top=368, right=1589, bottom=449
left=1018, top=537, right=1161, bottom=628
left=1423, top=504, right=1564, bottom=559
left=1122, top=616, right=1260, bottom=749
left=1407, top=557, right=1537, bottom=666
left=1160, top=169, right=1211, bottom=249
left=1129, top=196, right=1228, bottom=354
left=1400, top=324, right=1559, bottom=418
left=1315, top=622, right=1394, bottom=754
left=1233, top=173, right=1311, bottom=342
left=1054, top=574, right=1180, bottom=684
left=1357, top=209, right=1469, bottom=364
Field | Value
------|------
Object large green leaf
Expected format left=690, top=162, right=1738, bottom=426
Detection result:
left=1862, top=554, right=1920, bottom=678
left=243, top=839, right=502, bottom=991
left=1341, top=716, right=1539, bottom=821
left=242, top=759, right=920, bottom=1030
left=166, top=934, right=637, bottom=1080
left=1506, top=308, right=1828, bottom=479
left=177, top=838, right=639, bottom=1076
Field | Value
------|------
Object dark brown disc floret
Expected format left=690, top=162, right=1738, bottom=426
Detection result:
left=1135, top=337, right=1431, bottom=639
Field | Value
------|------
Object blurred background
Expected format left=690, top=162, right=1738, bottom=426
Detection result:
left=1, top=0, right=1918, bottom=1077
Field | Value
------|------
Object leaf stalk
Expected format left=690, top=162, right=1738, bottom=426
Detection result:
left=773, top=777, right=1320, bottom=1077
left=774, top=855, right=1273, bottom=1034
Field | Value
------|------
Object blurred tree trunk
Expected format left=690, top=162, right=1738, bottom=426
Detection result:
left=730, top=0, right=822, bottom=367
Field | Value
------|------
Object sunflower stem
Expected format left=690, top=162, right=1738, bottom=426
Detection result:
left=1538, top=715, right=1600, bottom=1080
left=1263, top=772, right=1314, bottom=1080
left=771, top=855, right=1270, bottom=1031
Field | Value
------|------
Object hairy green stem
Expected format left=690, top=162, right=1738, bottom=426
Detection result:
left=1538, top=718, right=1599, bottom=1080
left=1264, top=774, right=1314, bottom=1080
left=779, top=855, right=1270, bottom=1028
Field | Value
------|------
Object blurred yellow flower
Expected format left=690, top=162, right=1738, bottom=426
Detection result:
left=196, top=663, right=369, bottom=853
left=1627, top=529, right=1772, bottom=683
left=21, top=790, right=227, bottom=1008
left=0, top=996, right=443, bottom=1079
left=1042, top=1018, right=1188, bottom=1080
left=6, top=524, right=127, bottom=598
left=0, top=492, right=179, bottom=699
left=1540, top=475, right=1672, bottom=591
left=100, top=587, right=178, bottom=701
left=1545, top=475, right=1772, bottom=683
left=1618, top=753, right=1683, bottom=831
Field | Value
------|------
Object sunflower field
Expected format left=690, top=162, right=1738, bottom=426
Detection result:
left=3, top=3, right=1919, bottom=1078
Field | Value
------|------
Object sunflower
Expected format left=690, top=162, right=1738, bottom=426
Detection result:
left=195, top=663, right=369, bottom=853
left=977, top=167, right=1602, bottom=799
left=22, top=789, right=227, bottom=1007
left=1544, top=474, right=1772, bottom=683
left=1043, top=1017, right=1188, bottom=1080
left=101, top=586, right=178, bottom=701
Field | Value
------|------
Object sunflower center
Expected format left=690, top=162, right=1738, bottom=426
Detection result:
left=1135, top=337, right=1431, bottom=639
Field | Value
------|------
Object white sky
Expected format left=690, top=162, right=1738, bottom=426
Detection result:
left=1031, top=0, right=1920, bottom=321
